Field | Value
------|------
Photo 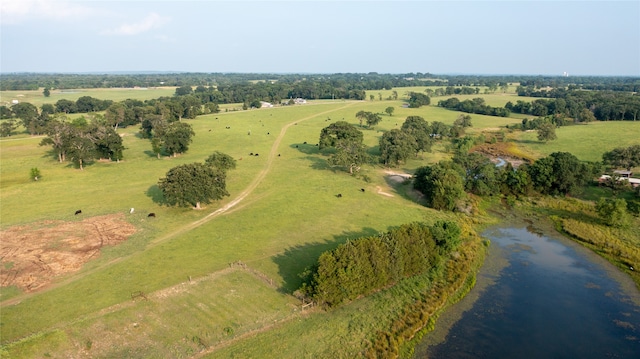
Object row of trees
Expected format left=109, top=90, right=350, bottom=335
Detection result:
left=513, top=88, right=640, bottom=122
left=38, top=116, right=125, bottom=170
left=438, top=97, right=511, bottom=117
left=298, top=221, right=461, bottom=307
left=414, top=152, right=602, bottom=211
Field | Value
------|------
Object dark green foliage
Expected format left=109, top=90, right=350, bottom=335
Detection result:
left=379, top=129, right=417, bottom=167
left=602, top=145, right=640, bottom=171
left=301, top=222, right=461, bottom=307
left=407, top=92, right=430, bottom=108
left=205, top=151, right=237, bottom=172
left=88, top=124, right=125, bottom=161
left=537, top=122, right=557, bottom=142
left=453, top=153, right=501, bottom=196
left=596, top=198, right=631, bottom=228
left=158, top=162, right=229, bottom=209
left=161, top=121, right=195, bottom=157
left=400, top=116, right=433, bottom=154
left=438, top=97, right=510, bottom=117
left=526, top=152, right=596, bottom=195
left=318, top=121, right=363, bottom=150
left=413, top=162, right=466, bottom=211
left=0, top=119, right=17, bottom=137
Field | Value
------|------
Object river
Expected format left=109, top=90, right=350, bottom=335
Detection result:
left=414, top=223, right=640, bottom=358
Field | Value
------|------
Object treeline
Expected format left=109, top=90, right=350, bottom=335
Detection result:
left=437, top=97, right=511, bottom=117
left=3, top=72, right=638, bottom=93
left=298, top=221, right=462, bottom=307
left=513, top=88, right=640, bottom=121
left=414, top=151, right=603, bottom=211
left=0, top=72, right=437, bottom=91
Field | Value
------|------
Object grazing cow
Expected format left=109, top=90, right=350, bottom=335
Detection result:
left=360, top=188, right=365, bottom=192
left=295, top=145, right=299, bottom=148
left=303, top=141, right=307, bottom=144
left=148, top=213, right=156, bottom=218
left=267, top=132, right=270, bottom=135
left=74, top=209, right=82, bottom=215
left=336, top=194, right=342, bottom=198
left=278, top=154, right=281, bottom=157
left=226, top=126, right=231, bottom=129
left=250, top=152, right=254, bottom=156
left=255, top=153, right=259, bottom=156
left=208, top=129, right=211, bottom=132
left=130, top=208, right=135, bottom=214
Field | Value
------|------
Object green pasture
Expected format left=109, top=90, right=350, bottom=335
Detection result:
left=3, top=92, right=635, bottom=357
left=0, top=87, right=177, bottom=107
left=513, top=121, right=640, bottom=162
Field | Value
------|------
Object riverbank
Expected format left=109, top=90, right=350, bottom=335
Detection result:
left=412, top=198, right=640, bottom=358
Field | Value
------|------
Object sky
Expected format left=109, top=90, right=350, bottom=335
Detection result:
left=1, top=0, right=639, bottom=76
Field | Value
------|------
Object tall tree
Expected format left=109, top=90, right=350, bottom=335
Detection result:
left=12, top=102, right=39, bottom=134
left=400, top=116, right=433, bottom=155
left=319, top=121, right=363, bottom=150
left=327, top=138, right=369, bottom=174
left=158, top=162, right=229, bottom=209
left=379, top=129, right=417, bottom=166
left=413, top=162, right=465, bottom=211
left=161, top=121, right=195, bottom=157
left=602, top=145, right=640, bottom=171
left=205, top=151, right=237, bottom=172
left=384, top=106, right=395, bottom=116
left=104, top=102, right=126, bottom=130
left=537, top=122, right=557, bottom=142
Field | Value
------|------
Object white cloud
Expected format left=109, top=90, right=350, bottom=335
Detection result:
left=100, top=12, right=170, bottom=36
left=1, top=0, right=94, bottom=25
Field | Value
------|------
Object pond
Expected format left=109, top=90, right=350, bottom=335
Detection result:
left=414, top=224, right=640, bottom=358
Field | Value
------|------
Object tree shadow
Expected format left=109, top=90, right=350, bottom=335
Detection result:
left=304, top=155, right=332, bottom=171
left=143, top=150, right=161, bottom=158
left=146, top=184, right=167, bottom=205
left=290, top=142, right=320, bottom=155
left=272, top=227, right=381, bottom=294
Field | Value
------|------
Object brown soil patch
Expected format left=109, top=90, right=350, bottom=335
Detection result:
left=0, top=214, right=136, bottom=292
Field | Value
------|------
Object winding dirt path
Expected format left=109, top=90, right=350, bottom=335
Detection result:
left=1, top=102, right=357, bottom=307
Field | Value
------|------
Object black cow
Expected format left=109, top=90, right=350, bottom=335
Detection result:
left=336, top=194, right=342, bottom=198
left=360, top=188, right=365, bottom=192
left=250, top=152, right=254, bottom=156
left=74, top=209, right=82, bottom=215
left=148, top=213, right=156, bottom=218
left=254, top=153, right=259, bottom=156
left=278, top=154, right=281, bottom=157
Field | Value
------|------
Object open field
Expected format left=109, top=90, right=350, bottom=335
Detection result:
left=0, top=87, right=178, bottom=108
left=1, top=91, right=639, bottom=357
left=512, top=121, right=640, bottom=162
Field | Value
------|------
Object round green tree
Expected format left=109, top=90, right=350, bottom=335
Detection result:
left=158, top=163, right=229, bottom=209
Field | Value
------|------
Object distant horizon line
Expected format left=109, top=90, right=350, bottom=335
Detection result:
left=1, top=71, right=639, bottom=78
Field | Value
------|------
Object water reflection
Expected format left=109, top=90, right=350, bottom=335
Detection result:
left=415, top=226, right=640, bottom=359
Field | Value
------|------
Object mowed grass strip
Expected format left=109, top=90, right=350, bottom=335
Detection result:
left=3, top=270, right=299, bottom=358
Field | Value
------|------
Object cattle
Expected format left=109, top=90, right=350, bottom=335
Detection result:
left=148, top=213, right=156, bottom=218
left=226, top=126, right=231, bottom=129
left=295, top=145, right=299, bottom=148
left=303, top=141, right=307, bottom=144
left=74, top=209, right=82, bottom=215
left=360, top=188, right=365, bottom=192
left=254, top=153, right=259, bottom=156
left=278, top=154, right=281, bottom=157
left=208, top=129, right=211, bottom=132
left=250, top=152, right=254, bottom=156
left=336, top=194, right=342, bottom=198
left=267, top=132, right=270, bottom=135
left=130, top=208, right=135, bottom=214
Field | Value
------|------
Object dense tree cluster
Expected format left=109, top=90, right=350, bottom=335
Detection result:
left=602, top=145, right=640, bottom=171
left=438, top=97, right=510, bottom=117
left=414, top=151, right=602, bottom=211
left=299, top=221, right=461, bottom=307
left=39, top=116, right=124, bottom=169
left=511, top=88, right=640, bottom=122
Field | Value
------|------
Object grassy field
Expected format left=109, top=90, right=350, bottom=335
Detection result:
left=1, top=88, right=639, bottom=357
left=512, top=121, right=640, bottom=162
left=0, top=87, right=177, bottom=107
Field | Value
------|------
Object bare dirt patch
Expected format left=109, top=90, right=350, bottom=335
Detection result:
left=0, top=214, right=136, bottom=292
